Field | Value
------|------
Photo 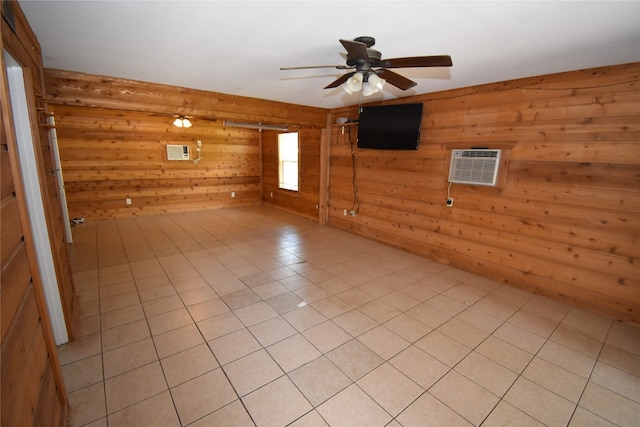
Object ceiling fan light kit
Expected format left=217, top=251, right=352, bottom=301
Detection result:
left=281, top=36, right=452, bottom=97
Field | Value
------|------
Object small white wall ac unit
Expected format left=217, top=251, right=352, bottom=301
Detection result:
left=448, top=149, right=501, bottom=186
left=166, top=144, right=190, bottom=160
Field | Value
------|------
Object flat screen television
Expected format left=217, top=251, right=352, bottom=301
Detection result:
left=357, top=103, right=423, bottom=150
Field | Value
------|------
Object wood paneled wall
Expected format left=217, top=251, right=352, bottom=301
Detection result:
left=1, top=1, right=69, bottom=425
left=262, top=128, right=324, bottom=221
left=44, top=70, right=327, bottom=220
left=328, top=63, right=640, bottom=324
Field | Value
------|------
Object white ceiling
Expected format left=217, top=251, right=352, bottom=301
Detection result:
left=18, top=1, right=640, bottom=109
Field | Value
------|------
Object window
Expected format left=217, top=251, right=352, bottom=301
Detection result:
left=278, top=132, right=299, bottom=191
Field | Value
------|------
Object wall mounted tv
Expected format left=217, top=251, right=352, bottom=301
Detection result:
left=357, top=103, right=424, bottom=150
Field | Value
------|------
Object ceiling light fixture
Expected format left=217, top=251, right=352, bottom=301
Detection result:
left=223, top=121, right=289, bottom=131
left=342, top=71, right=386, bottom=96
left=173, top=116, right=192, bottom=128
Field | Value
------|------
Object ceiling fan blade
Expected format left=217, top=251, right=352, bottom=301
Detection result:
left=382, top=55, right=453, bottom=68
left=377, top=69, right=417, bottom=90
left=324, top=72, right=356, bottom=89
left=280, top=65, right=352, bottom=70
left=339, top=39, right=370, bottom=62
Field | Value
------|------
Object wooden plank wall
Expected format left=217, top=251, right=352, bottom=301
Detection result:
left=262, top=128, right=324, bottom=221
left=1, top=1, right=68, bottom=424
left=44, top=70, right=328, bottom=221
left=328, top=63, right=640, bottom=324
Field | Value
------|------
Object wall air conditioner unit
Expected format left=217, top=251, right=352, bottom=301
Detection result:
left=448, top=149, right=501, bottom=186
left=166, top=144, right=190, bottom=160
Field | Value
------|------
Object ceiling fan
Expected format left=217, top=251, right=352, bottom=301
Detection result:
left=280, top=36, right=452, bottom=96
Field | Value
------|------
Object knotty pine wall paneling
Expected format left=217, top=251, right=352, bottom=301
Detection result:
left=262, top=127, right=324, bottom=221
left=45, top=69, right=327, bottom=220
left=1, top=1, right=69, bottom=424
left=328, top=63, right=640, bottom=324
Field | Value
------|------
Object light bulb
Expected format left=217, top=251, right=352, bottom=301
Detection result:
left=368, top=73, right=386, bottom=91
left=173, top=118, right=183, bottom=127
left=346, top=72, right=363, bottom=93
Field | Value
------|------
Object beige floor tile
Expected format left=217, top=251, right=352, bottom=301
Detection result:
left=283, top=305, right=328, bottom=332
left=253, top=281, right=289, bottom=300
left=161, top=343, right=219, bottom=388
left=302, top=320, right=351, bottom=354
left=455, top=351, right=518, bottom=397
left=103, top=338, right=158, bottom=379
left=589, top=361, right=640, bottom=403
left=550, top=324, right=604, bottom=358
left=358, top=325, right=410, bottom=360
left=358, top=363, right=423, bottom=417
left=406, top=302, right=451, bottom=328
left=208, top=328, right=261, bottom=365
left=107, top=391, right=180, bottom=427
left=476, top=336, right=533, bottom=374
left=100, top=291, right=141, bottom=314
left=58, top=332, right=102, bottom=365
left=147, top=307, right=193, bottom=336
left=317, top=384, right=391, bottom=427
left=65, top=208, right=640, bottom=427
left=415, top=330, right=471, bottom=367
left=197, top=311, right=244, bottom=341
left=311, top=295, right=352, bottom=318
left=289, top=356, right=351, bottom=407
left=245, top=317, right=293, bottom=348
left=493, top=323, right=546, bottom=354
left=266, top=291, right=305, bottom=314
left=189, top=400, right=255, bottom=427
left=482, top=401, right=545, bottom=427
left=187, top=297, right=229, bottom=322
left=224, top=349, right=284, bottom=396
left=171, top=368, right=237, bottom=425
left=332, top=309, right=377, bottom=337
left=430, top=370, right=499, bottom=426
left=437, top=317, right=488, bottom=348
left=153, top=323, right=205, bottom=359
left=137, top=283, right=176, bottom=302
left=101, top=319, right=150, bottom=353
left=243, top=376, right=313, bottom=427
left=105, top=362, right=168, bottom=414
left=537, top=339, right=596, bottom=378
left=101, top=304, right=145, bottom=331
left=142, top=294, right=184, bottom=318
left=326, top=339, right=384, bottom=381
left=522, top=357, right=588, bottom=403
left=390, top=345, right=449, bottom=389
left=179, top=286, right=218, bottom=306
left=569, top=406, right=617, bottom=427
left=598, top=343, right=640, bottom=377
left=61, top=354, right=103, bottom=393
left=234, top=301, right=278, bottom=326
left=289, top=410, right=329, bottom=427
left=504, top=377, right=575, bottom=426
left=396, top=392, right=473, bottom=427
left=267, top=334, right=321, bottom=373
left=67, top=382, right=107, bottom=427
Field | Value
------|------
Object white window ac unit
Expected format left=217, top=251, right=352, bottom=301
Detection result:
left=166, top=144, right=190, bottom=160
left=448, top=149, right=501, bottom=186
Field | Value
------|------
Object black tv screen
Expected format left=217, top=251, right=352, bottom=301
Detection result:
left=357, top=103, right=423, bottom=150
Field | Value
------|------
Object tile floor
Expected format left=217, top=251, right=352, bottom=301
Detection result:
left=58, top=205, right=640, bottom=427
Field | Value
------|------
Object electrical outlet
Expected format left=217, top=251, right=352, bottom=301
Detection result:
left=343, top=209, right=348, bottom=216
left=196, top=140, right=202, bottom=147
left=126, top=198, right=132, bottom=205
left=350, top=210, right=356, bottom=217
left=231, top=192, right=236, bottom=198
left=446, top=198, right=454, bottom=208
